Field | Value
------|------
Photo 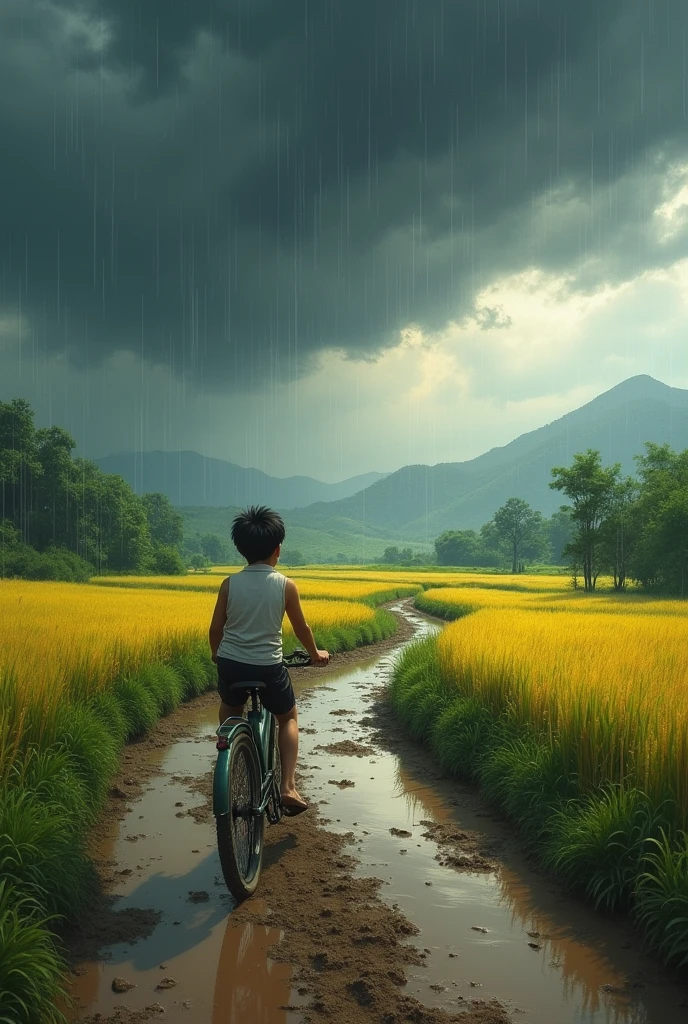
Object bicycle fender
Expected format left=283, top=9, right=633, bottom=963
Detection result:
left=213, top=721, right=253, bottom=817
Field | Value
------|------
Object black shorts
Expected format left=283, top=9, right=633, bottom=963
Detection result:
left=216, top=657, right=295, bottom=716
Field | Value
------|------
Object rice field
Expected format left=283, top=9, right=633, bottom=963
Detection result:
left=92, top=573, right=420, bottom=604
left=390, top=577, right=688, bottom=968
left=0, top=573, right=398, bottom=1022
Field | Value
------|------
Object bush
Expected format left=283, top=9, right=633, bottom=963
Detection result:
left=149, top=543, right=186, bottom=575
left=1, top=544, right=93, bottom=582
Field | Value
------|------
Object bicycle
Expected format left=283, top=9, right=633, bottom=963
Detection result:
left=213, top=647, right=312, bottom=901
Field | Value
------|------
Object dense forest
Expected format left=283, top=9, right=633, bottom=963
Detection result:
left=0, top=399, right=230, bottom=579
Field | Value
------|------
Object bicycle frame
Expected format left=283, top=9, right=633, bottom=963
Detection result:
left=213, top=691, right=278, bottom=819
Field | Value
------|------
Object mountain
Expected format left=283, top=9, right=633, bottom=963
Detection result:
left=290, top=376, right=688, bottom=540
left=93, top=451, right=387, bottom=509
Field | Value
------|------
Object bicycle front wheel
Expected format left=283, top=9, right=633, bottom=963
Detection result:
left=216, top=733, right=264, bottom=901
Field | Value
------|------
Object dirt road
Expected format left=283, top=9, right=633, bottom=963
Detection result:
left=66, top=602, right=688, bottom=1024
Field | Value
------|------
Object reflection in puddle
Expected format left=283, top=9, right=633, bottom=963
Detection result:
left=211, top=922, right=298, bottom=1024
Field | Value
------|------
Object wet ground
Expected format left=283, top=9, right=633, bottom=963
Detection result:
left=68, top=603, right=688, bottom=1023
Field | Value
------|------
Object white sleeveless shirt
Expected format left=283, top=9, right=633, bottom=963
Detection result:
left=217, top=564, right=287, bottom=665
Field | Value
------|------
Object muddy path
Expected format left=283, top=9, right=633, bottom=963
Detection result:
left=66, top=602, right=688, bottom=1024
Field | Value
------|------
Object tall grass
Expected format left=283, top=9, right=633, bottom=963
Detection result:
left=388, top=576, right=688, bottom=967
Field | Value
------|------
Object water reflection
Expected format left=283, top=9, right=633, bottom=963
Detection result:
left=211, top=922, right=298, bottom=1024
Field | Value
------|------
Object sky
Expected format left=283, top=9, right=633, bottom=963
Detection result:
left=2, top=0, right=688, bottom=483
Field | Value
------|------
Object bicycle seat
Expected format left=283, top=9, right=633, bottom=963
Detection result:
left=225, top=681, right=267, bottom=694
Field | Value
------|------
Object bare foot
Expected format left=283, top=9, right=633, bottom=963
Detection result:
left=281, top=787, right=309, bottom=816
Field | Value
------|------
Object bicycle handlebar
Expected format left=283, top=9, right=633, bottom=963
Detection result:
left=282, top=648, right=312, bottom=668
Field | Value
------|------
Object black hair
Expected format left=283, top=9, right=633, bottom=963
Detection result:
left=231, top=506, right=285, bottom=564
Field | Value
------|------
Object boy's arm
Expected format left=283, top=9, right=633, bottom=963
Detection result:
left=208, top=578, right=229, bottom=663
left=284, top=579, right=329, bottom=666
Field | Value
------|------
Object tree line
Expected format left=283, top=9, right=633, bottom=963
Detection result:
left=434, top=444, right=688, bottom=595
left=0, top=399, right=231, bottom=579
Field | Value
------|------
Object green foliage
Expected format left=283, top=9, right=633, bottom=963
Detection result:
left=200, top=532, right=228, bottom=564
left=543, top=787, right=667, bottom=912
left=546, top=509, right=575, bottom=564
left=142, top=493, right=184, bottom=548
left=188, top=552, right=211, bottom=571
left=493, top=498, right=543, bottom=574
left=434, top=530, right=482, bottom=566
left=633, top=444, right=688, bottom=595
left=0, top=399, right=197, bottom=576
left=635, top=829, right=688, bottom=967
left=0, top=543, right=94, bottom=582
left=0, top=882, right=67, bottom=1024
left=150, top=543, right=186, bottom=575
left=550, top=450, right=622, bottom=591
left=281, top=547, right=306, bottom=565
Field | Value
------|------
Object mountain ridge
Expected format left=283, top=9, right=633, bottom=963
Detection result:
left=287, top=375, right=688, bottom=540
left=93, top=450, right=388, bottom=509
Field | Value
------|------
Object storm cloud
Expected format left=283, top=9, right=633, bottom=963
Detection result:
left=1, top=0, right=687, bottom=393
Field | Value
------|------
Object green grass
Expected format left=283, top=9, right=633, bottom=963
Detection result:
left=388, top=635, right=688, bottom=969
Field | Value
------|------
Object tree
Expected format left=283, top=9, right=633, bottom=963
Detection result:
left=382, top=546, right=402, bottom=564
left=99, top=474, right=153, bottom=572
left=200, top=532, right=227, bottom=565
left=598, top=477, right=639, bottom=590
left=150, top=544, right=186, bottom=575
left=546, top=510, right=575, bottom=564
left=188, top=552, right=211, bottom=572
left=633, top=443, right=688, bottom=594
left=550, top=450, right=620, bottom=591
left=0, top=398, right=42, bottom=541
left=281, top=548, right=306, bottom=566
left=492, top=498, right=543, bottom=574
left=141, top=493, right=184, bottom=548
left=434, top=530, right=480, bottom=566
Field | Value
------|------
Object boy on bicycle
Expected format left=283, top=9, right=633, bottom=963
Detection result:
left=208, top=506, right=329, bottom=816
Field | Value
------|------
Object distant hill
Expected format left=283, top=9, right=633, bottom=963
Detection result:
left=179, top=506, right=422, bottom=563
left=289, top=376, right=688, bottom=540
left=94, top=451, right=387, bottom=509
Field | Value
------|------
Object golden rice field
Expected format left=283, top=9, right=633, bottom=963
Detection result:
left=437, top=606, right=688, bottom=817
left=0, top=580, right=380, bottom=724
left=414, top=582, right=688, bottom=819
left=93, top=573, right=419, bottom=604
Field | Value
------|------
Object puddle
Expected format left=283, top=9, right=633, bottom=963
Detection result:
left=69, top=603, right=688, bottom=1023
left=68, top=722, right=306, bottom=1022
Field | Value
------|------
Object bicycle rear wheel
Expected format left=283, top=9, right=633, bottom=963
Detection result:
left=216, top=733, right=264, bottom=900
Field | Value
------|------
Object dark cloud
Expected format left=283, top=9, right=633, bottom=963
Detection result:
left=1, top=0, right=687, bottom=391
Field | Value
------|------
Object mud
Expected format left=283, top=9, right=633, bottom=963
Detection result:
left=315, top=740, right=375, bottom=757
left=66, top=601, right=688, bottom=1024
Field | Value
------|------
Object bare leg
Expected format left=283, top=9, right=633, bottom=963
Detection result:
left=219, top=702, right=244, bottom=726
left=275, top=705, right=306, bottom=808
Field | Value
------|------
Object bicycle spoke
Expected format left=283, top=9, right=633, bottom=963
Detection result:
left=231, top=745, right=254, bottom=877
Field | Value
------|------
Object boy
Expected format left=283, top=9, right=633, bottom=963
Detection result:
left=208, top=505, right=329, bottom=816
